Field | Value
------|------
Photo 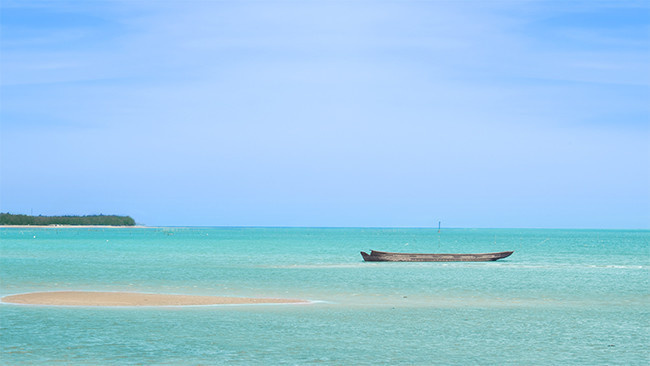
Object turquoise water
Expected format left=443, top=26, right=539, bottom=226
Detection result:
left=1, top=228, right=648, bottom=364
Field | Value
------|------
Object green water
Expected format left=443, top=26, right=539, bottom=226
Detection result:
left=1, top=228, right=648, bottom=364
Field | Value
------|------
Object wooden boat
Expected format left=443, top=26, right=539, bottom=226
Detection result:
left=360, top=250, right=514, bottom=262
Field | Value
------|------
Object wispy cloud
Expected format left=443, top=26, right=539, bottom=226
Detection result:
left=1, top=0, right=648, bottom=227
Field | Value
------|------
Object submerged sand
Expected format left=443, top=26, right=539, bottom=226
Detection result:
left=1, top=291, right=306, bottom=306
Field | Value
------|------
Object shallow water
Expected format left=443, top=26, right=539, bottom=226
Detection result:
left=1, top=228, right=648, bottom=364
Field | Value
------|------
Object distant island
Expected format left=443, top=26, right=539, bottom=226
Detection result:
left=0, top=213, right=136, bottom=226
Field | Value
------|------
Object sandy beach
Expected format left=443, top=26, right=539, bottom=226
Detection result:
left=1, top=291, right=306, bottom=306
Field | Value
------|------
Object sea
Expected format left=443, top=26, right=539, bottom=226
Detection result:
left=0, top=227, right=648, bottom=365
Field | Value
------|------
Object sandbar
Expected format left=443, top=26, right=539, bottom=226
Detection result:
left=1, top=291, right=306, bottom=306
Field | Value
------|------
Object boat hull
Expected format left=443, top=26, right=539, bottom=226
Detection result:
left=360, top=250, right=513, bottom=262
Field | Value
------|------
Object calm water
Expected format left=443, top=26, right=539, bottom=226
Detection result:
left=1, top=228, right=648, bottom=365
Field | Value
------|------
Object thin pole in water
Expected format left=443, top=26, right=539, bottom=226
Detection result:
left=438, top=221, right=441, bottom=233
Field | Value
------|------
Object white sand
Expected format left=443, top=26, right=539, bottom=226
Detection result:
left=1, top=291, right=306, bottom=306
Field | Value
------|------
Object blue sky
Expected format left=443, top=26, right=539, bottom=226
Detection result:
left=1, top=0, right=648, bottom=228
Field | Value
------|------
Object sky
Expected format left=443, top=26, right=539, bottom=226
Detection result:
left=1, top=0, right=649, bottom=228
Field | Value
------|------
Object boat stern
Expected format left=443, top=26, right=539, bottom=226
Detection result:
left=360, top=251, right=374, bottom=261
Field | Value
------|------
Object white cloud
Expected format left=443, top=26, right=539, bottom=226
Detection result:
left=2, top=0, right=648, bottom=227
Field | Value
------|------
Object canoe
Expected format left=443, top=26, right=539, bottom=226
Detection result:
left=360, top=250, right=513, bottom=262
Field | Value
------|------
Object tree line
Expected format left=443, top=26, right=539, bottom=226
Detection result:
left=0, top=213, right=136, bottom=226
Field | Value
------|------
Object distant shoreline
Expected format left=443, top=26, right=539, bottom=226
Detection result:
left=0, top=213, right=137, bottom=226
left=0, top=225, right=149, bottom=229
left=2, top=225, right=646, bottom=230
